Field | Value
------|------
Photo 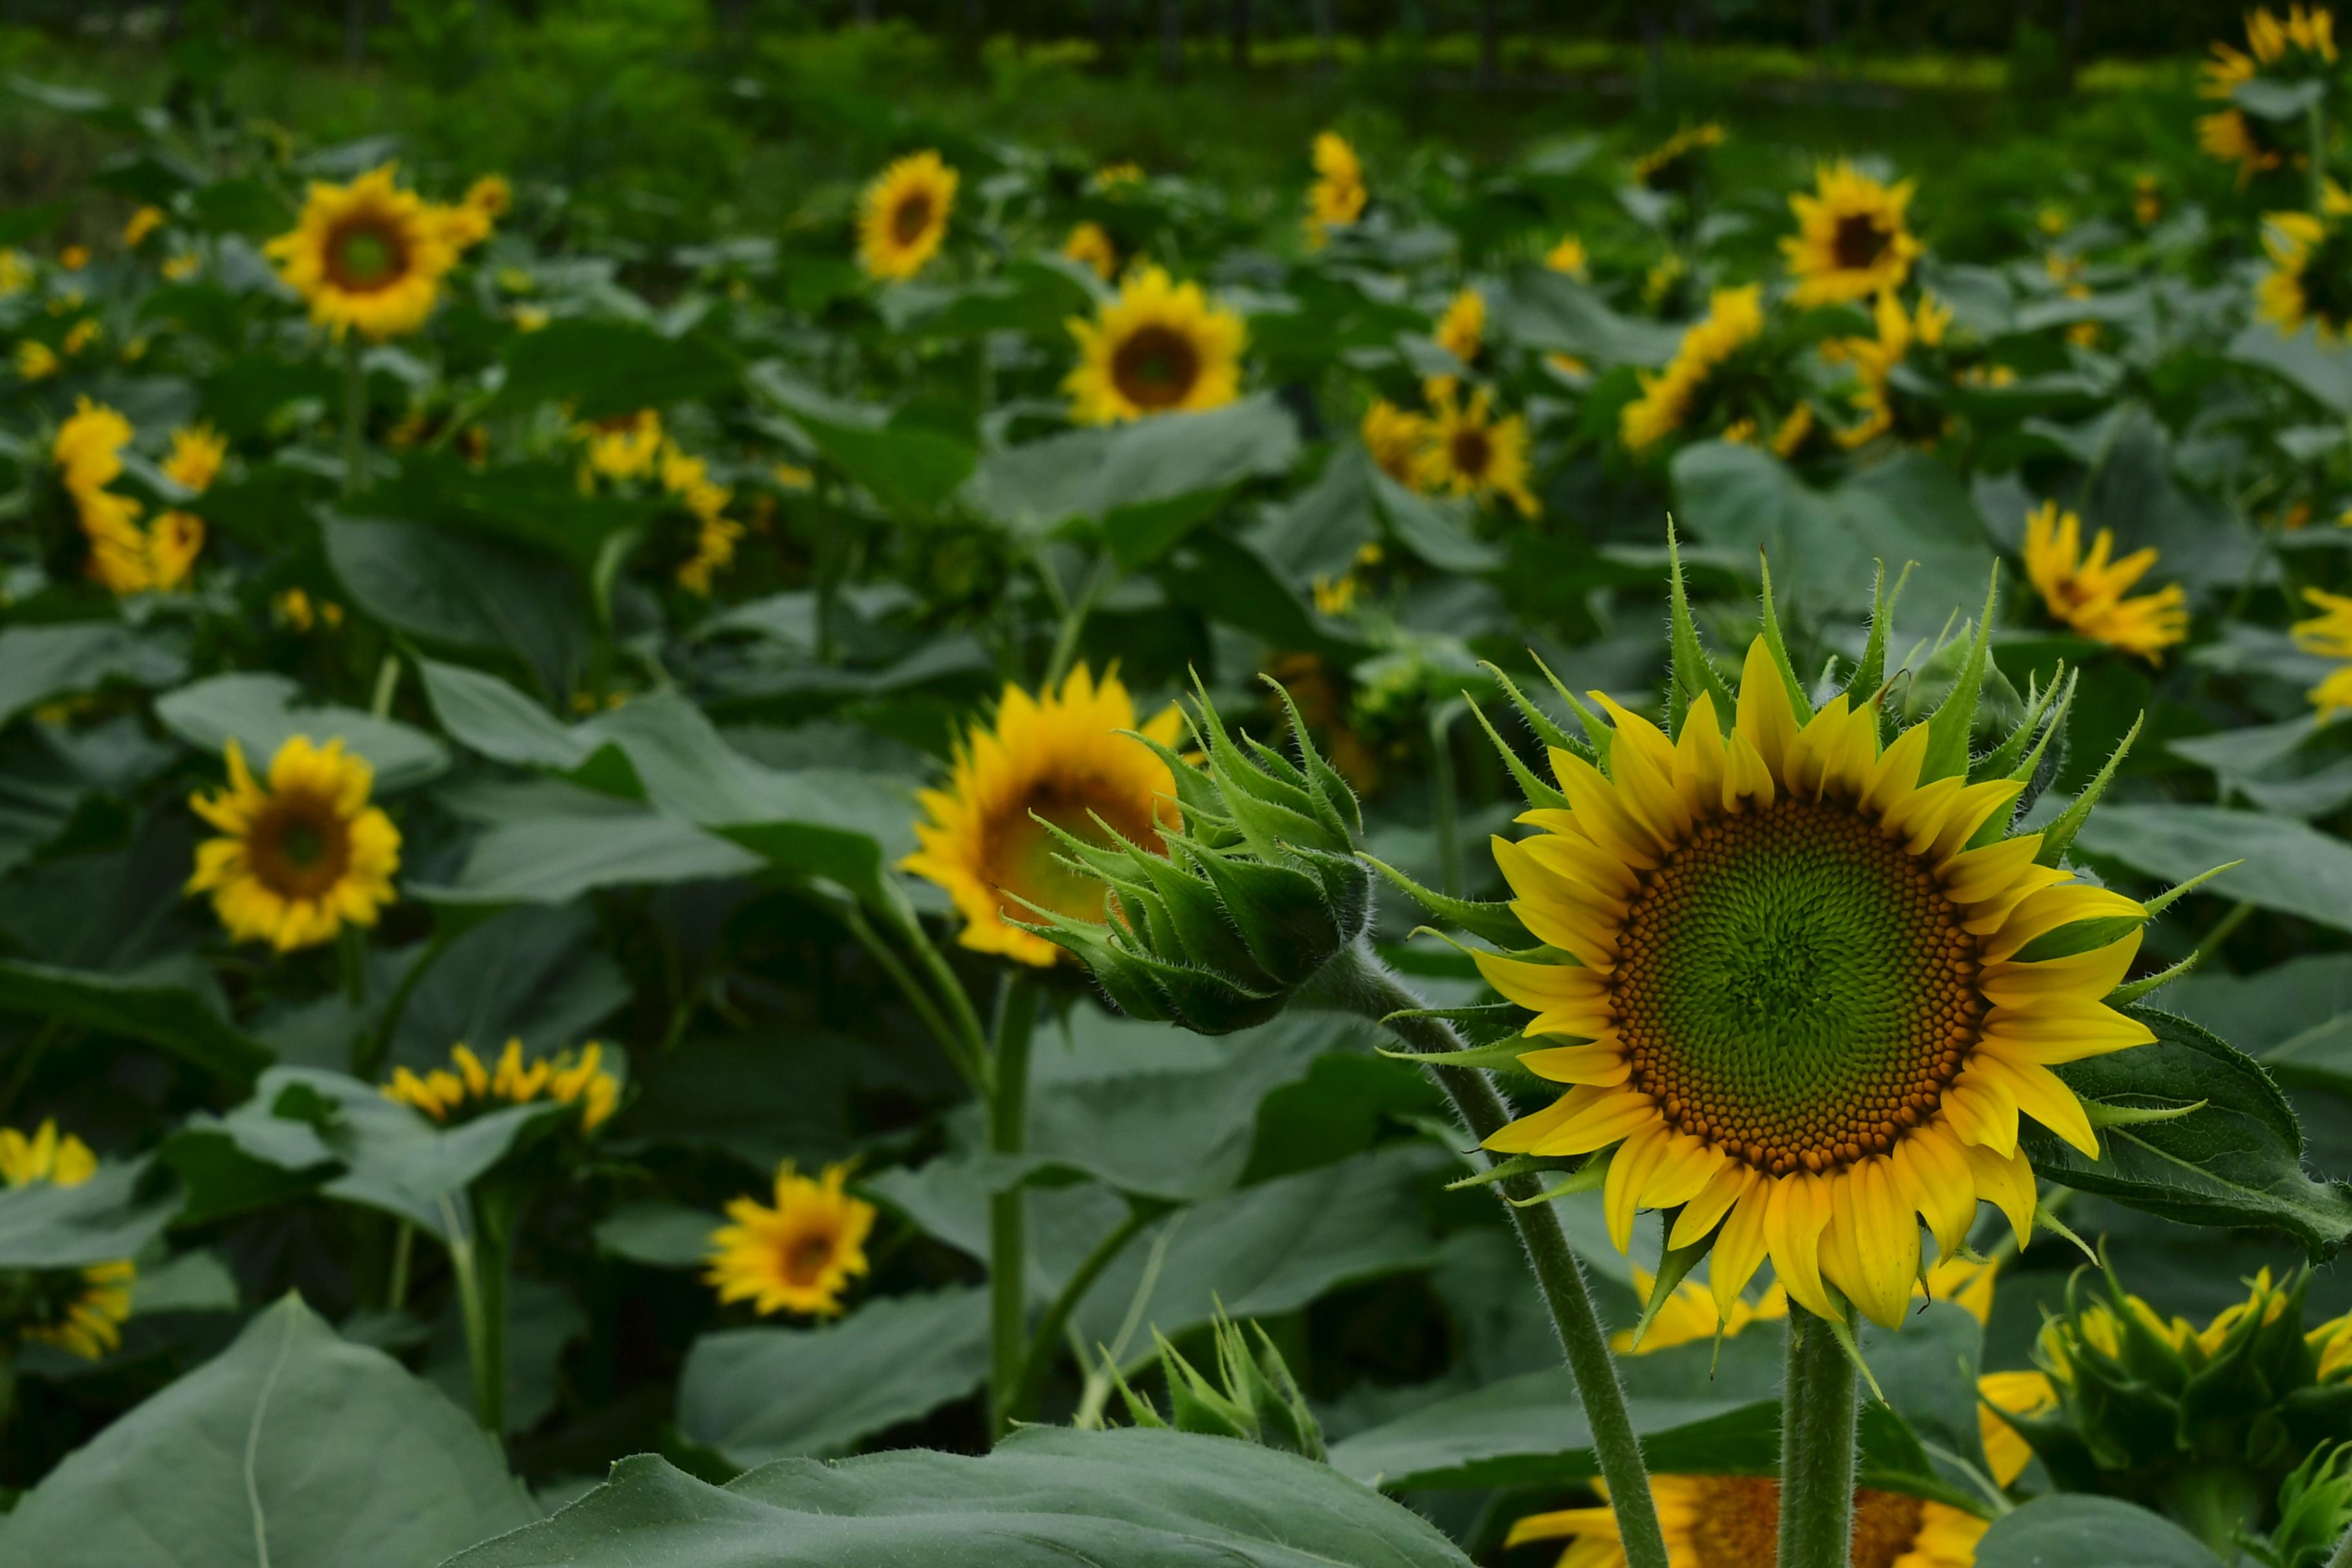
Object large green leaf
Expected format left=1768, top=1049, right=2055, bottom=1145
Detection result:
left=155, top=671, right=448, bottom=792
left=494, top=317, right=739, bottom=421
left=1491, top=264, right=1683, bottom=368
left=0, top=1295, right=534, bottom=1568
left=0, top=954, right=270, bottom=1084
left=0, top=1154, right=179, bottom=1269
left=678, top=1287, right=990, bottom=1466
left=365, top=453, right=667, bottom=578
left=442, top=1426, right=1473, bottom=1567
left=1972, top=1496, right=2224, bottom=1568
left=2230, top=320, right=2352, bottom=413
left=2073, top=803, right=2352, bottom=934
left=751, top=373, right=976, bottom=518
left=323, top=514, right=589, bottom=701
left=0, top=622, right=186, bottom=729
left=414, top=804, right=765, bottom=905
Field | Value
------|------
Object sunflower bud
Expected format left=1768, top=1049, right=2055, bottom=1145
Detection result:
left=1109, top=1307, right=1326, bottom=1461
left=1016, top=678, right=1371, bottom=1035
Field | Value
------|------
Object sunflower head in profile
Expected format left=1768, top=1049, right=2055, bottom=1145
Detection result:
left=1063, top=266, right=1247, bottom=426
left=2260, top=186, right=2352, bottom=340
left=904, top=666, right=1186, bottom=968
left=2199, top=106, right=2295, bottom=184
left=0, top=1121, right=135, bottom=1361
left=1469, top=561, right=2159, bottom=1331
left=1418, top=383, right=1539, bottom=518
left=384, top=1038, right=621, bottom=1132
left=1620, top=284, right=1767, bottom=455
left=1507, top=1475, right=1986, bottom=1568
left=1827, top=289, right=1953, bottom=449
left=2023, top=500, right=2190, bottom=662
left=264, top=162, right=459, bottom=340
left=704, top=1161, right=875, bottom=1318
left=186, top=735, right=401, bottom=952
left=2293, top=588, right=2352, bottom=720
left=856, top=150, right=957, bottom=282
left=1781, top=161, right=1922, bottom=308
left=1433, top=287, right=1485, bottom=369
left=1362, top=398, right=1433, bottom=487
left=1063, top=220, right=1119, bottom=281
left=1305, top=130, right=1369, bottom=245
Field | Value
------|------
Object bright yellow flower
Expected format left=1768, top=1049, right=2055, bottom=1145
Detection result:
left=2293, top=587, right=2352, bottom=719
left=857, top=151, right=957, bottom=282
left=2260, top=183, right=2352, bottom=340
left=1829, top=289, right=1952, bottom=448
left=384, top=1038, right=620, bottom=1132
left=2022, top=502, right=2190, bottom=662
left=1435, top=287, right=1485, bottom=368
left=1547, top=233, right=1590, bottom=280
left=904, top=666, right=1185, bottom=967
left=663, top=444, right=743, bottom=596
left=0, top=1122, right=133, bottom=1362
left=1362, top=398, right=1433, bottom=486
left=0, top=249, right=29, bottom=295
left=273, top=587, right=344, bottom=632
left=1507, top=1475, right=1985, bottom=1568
left=122, top=206, right=166, bottom=248
left=15, top=340, right=59, bottom=380
left=1620, top=284, right=1765, bottom=454
left=465, top=173, right=513, bottom=218
left=1631, top=123, right=1727, bottom=191
left=1063, top=220, right=1119, bottom=281
left=1419, top=382, right=1538, bottom=518
left=1063, top=265, right=1246, bottom=426
left=264, top=163, right=460, bottom=340
left=52, top=398, right=204, bottom=595
left=187, top=736, right=401, bottom=952
left=1783, top=161, right=1923, bottom=307
left=61, top=318, right=100, bottom=357
left=162, top=423, right=226, bottom=492
left=1305, top=130, right=1368, bottom=245
left=59, top=244, right=88, bottom=271
left=704, top=1161, right=874, bottom=1318
left=578, top=408, right=665, bottom=481
left=1479, top=636, right=2155, bottom=1329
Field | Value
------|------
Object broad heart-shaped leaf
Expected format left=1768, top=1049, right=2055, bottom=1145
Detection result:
left=2230, top=320, right=2352, bottom=414
left=441, top=1426, right=1473, bottom=1568
left=492, top=316, right=740, bottom=421
left=0, top=622, right=187, bottom=729
left=594, top=1200, right=721, bottom=1268
left=0, top=1295, right=535, bottom=1568
left=961, top=393, right=1301, bottom=567
left=2072, top=803, right=2352, bottom=934
left=1491, top=264, right=1685, bottom=368
left=2024, top=1007, right=2352, bottom=1258
left=0, top=954, right=270, bottom=1085
left=323, top=514, right=591, bottom=703
left=155, top=670, right=449, bottom=792
left=2234, top=74, right=2329, bottom=121
left=0, top=1154, right=179, bottom=1268
left=677, top=1287, right=990, bottom=1467
left=750, top=378, right=977, bottom=519
left=413, top=807, right=766, bottom=905
left=1972, top=1495, right=2225, bottom=1568
left=364, top=451, right=667, bottom=578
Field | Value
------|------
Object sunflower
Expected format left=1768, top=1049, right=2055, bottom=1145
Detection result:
left=122, top=206, right=165, bottom=248
left=1063, top=266, right=1247, bottom=426
left=0, top=248, right=31, bottom=296
left=2199, top=107, right=2295, bottom=183
left=465, top=173, right=512, bottom=219
left=2023, top=502, right=2190, bottom=662
left=186, top=736, right=401, bottom=952
left=1434, top=287, right=1485, bottom=368
left=1362, top=398, right=1433, bottom=486
left=856, top=151, right=957, bottom=282
left=384, top=1039, right=620, bottom=1131
left=1631, top=124, right=1727, bottom=193
left=904, top=666, right=1186, bottom=967
left=1783, top=162, right=1923, bottom=308
left=1478, top=625, right=2155, bottom=1329
left=578, top=409, right=665, bottom=481
left=53, top=398, right=204, bottom=596
left=1507, top=1475, right=1987, bottom=1568
left=1547, top=233, right=1591, bottom=280
left=1419, top=382, right=1538, bottom=518
left=264, top=162, right=459, bottom=340
left=1063, top=220, right=1119, bottom=281
left=2260, top=185, right=2352, bottom=340
left=1829, top=290, right=1952, bottom=449
left=1978, top=1368, right=2059, bottom=1489
left=2293, top=587, right=2352, bottom=719
left=15, top=340, right=58, bottom=380
left=1305, top=130, right=1369, bottom=245
left=0, top=1121, right=135, bottom=1361
left=1620, top=284, right=1765, bottom=455
left=704, top=1161, right=874, bottom=1318
left=662, top=444, right=743, bottom=596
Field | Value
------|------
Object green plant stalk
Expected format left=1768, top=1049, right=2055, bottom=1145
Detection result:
left=1006, top=1202, right=1157, bottom=1424
left=842, top=904, right=985, bottom=1095
left=337, top=925, right=369, bottom=1008
left=450, top=1190, right=516, bottom=1437
left=341, top=338, right=367, bottom=496
left=1778, top=1306, right=1859, bottom=1568
left=894, top=903, right=995, bottom=1094
left=387, top=1220, right=415, bottom=1312
left=1041, top=553, right=1113, bottom=691
left=987, top=974, right=1041, bottom=1441
left=1318, top=941, right=1670, bottom=1568
left=357, top=925, right=453, bottom=1083
left=2328, top=1521, right=2352, bottom=1568
left=2170, top=1466, right=2268, bottom=1559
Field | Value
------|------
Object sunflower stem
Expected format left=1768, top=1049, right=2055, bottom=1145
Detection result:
left=1778, top=1305, right=1859, bottom=1568
left=986, top=972, right=1040, bottom=1442
left=1042, top=553, right=1113, bottom=690
left=340, top=338, right=368, bottom=497
left=446, top=1190, right=513, bottom=1440
left=1317, top=940, right=1671, bottom=1568
left=2327, top=1522, right=2352, bottom=1568
left=1008, top=1200, right=1159, bottom=1426
left=843, top=904, right=985, bottom=1097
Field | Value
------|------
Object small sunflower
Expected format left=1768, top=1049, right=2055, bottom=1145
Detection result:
left=1631, top=123, right=1727, bottom=192
left=122, top=206, right=166, bottom=248
left=904, top=666, right=1186, bottom=967
left=1547, top=233, right=1591, bottom=280
left=187, top=736, right=401, bottom=952
left=1063, top=266, right=1247, bottom=426
left=1828, top=290, right=1952, bottom=449
left=1783, top=161, right=1923, bottom=308
left=1305, top=131, right=1369, bottom=245
left=53, top=398, right=205, bottom=596
left=1418, top=383, right=1538, bottom=518
left=1434, top=287, right=1485, bottom=368
left=465, top=173, right=513, bottom=219
left=662, top=444, right=743, bottom=596
left=2199, top=107, right=2295, bottom=183
left=856, top=151, right=957, bottom=282
left=0, top=1121, right=135, bottom=1362
left=2260, top=186, right=2352, bottom=340
left=1508, top=1475, right=1986, bottom=1568
left=704, top=1161, right=874, bottom=1318
left=15, top=340, right=59, bottom=380
left=1362, top=398, right=1433, bottom=486
left=1620, top=284, right=1766, bottom=455
left=1479, top=626, right=2155, bottom=1329
left=264, top=162, right=459, bottom=340
left=1063, top=220, right=1119, bottom=281
left=2293, top=587, right=2352, bottom=720
left=384, top=1039, right=620, bottom=1131
left=578, top=409, right=665, bottom=481
left=2023, top=502, right=2190, bottom=662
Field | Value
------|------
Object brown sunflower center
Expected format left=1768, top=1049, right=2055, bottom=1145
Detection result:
left=985, top=774, right=1166, bottom=926
left=1613, top=795, right=1982, bottom=1176
left=1110, top=324, right=1202, bottom=409
left=246, top=790, right=355, bottom=902
left=781, top=1230, right=837, bottom=1287
left=1678, top=1478, right=1925, bottom=1568
left=892, top=192, right=934, bottom=246
left=1832, top=211, right=1892, bottom=271
left=324, top=215, right=409, bottom=294
left=1449, top=426, right=1493, bottom=479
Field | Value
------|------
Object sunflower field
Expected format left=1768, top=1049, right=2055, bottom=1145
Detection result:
left=11, top=8, right=2352, bottom=1568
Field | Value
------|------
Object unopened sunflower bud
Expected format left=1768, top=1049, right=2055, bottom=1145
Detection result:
left=1109, top=1307, right=1325, bottom=1460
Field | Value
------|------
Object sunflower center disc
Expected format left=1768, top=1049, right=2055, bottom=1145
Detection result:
left=1832, top=211, right=1891, bottom=271
left=892, top=193, right=934, bottom=245
left=326, top=219, right=406, bottom=292
left=1613, top=796, right=1981, bottom=1175
left=250, top=792, right=355, bottom=901
left=1449, top=427, right=1492, bottom=478
left=1679, top=1478, right=1924, bottom=1568
left=782, top=1231, right=836, bottom=1286
left=986, top=775, right=1164, bottom=926
left=1110, top=325, right=1201, bottom=409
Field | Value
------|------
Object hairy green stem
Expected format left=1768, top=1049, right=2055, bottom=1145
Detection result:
left=987, top=974, right=1040, bottom=1441
left=1779, top=1306, right=1859, bottom=1568
left=1007, top=1202, right=1157, bottom=1425
left=1319, top=941, right=1670, bottom=1568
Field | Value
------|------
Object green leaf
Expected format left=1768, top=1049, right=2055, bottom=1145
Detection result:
left=1972, top=1496, right=2226, bottom=1568
left=0, top=622, right=187, bottom=729
left=1491, top=264, right=1684, bottom=368
left=0, top=956, right=270, bottom=1085
left=2072, top=804, right=2352, bottom=934
left=415, top=657, right=622, bottom=777
left=594, top=1201, right=721, bottom=1268
left=415, top=807, right=764, bottom=905
left=0, top=1155, right=179, bottom=1269
left=2233, top=75, right=2328, bottom=120
left=678, top=1286, right=990, bottom=1466
left=156, top=671, right=448, bottom=793
left=0, top=1294, right=535, bottom=1568
left=322, top=514, right=591, bottom=703
left=493, top=317, right=738, bottom=421
left=2230, top=320, right=2352, bottom=415
left=1373, top=471, right=1504, bottom=573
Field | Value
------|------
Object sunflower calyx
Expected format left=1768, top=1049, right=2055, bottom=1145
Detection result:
left=1019, top=678, right=1371, bottom=1035
left=1107, top=1308, right=1325, bottom=1461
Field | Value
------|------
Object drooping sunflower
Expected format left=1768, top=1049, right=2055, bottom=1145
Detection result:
left=264, top=162, right=459, bottom=340
left=1418, top=382, right=1539, bottom=518
left=1828, top=290, right=1952, bottom=449
left=186, top=735, right=401, bottom=952
left=384, top=1038, right=620, bottom=1131
left=1362, top=398, right=1433, bottom=487
left=1063, top=266, right=1247, bottom=426
left=0, top=1121, right=135, bottom=1361
left=1305, top=130, right=1369, bottom=245
left=704, top=1161, right=874, bottom=1318
left=2023, top=501, right=2190, bottom=662
left=1508, top=1476, right=1986, bottom=1568
left=904, top=666, right=1186, bottom=967
left=2260, top=185, right=2352, bottom=340
left=1063, top=220, right=1119, bottom=281
left=2293, top=587, right=2352, bottom=719
left=1783, top=161, right=1923, bottom=308
left=1620, top=284, right=1765, bottom=455
left=856, top=150, right=957, bottom=282
left=1478, top=611, right=2155, bottom=1329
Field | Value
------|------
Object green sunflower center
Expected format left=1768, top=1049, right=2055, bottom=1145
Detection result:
left=1615, top=796, right=1981, bottom=1175
left=1111, top=324, right=1202, bottom=409
left=1832, top=211, right=1892, bottom=271
left=325, top=217, right=407, bottom=293
left=248, top=791, right=355, bottom=902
